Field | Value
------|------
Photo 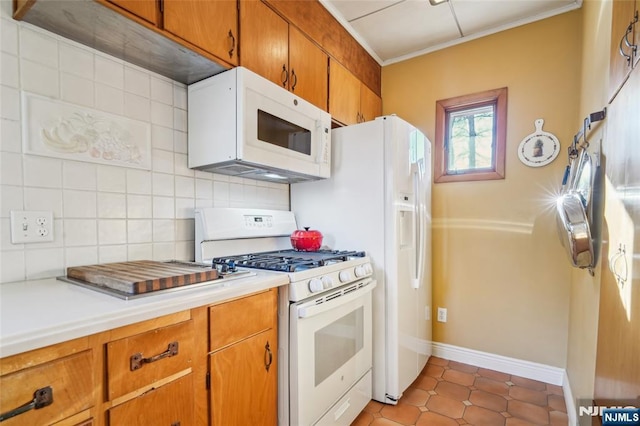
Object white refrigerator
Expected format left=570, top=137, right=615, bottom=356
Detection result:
left=290, top=115, right=432, bottom=405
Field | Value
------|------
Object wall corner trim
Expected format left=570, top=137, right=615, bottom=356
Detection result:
left=431, top=342, right=565, bottom=386
left=563, top=370, right=577, bottom=426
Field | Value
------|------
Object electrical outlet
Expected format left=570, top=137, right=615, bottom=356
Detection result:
left=437, top=307, right=447, bottom=322
left=10, top=210, right=54, bottom=243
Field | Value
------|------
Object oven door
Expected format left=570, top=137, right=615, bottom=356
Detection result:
left=290, top=279, right=376, bottom=426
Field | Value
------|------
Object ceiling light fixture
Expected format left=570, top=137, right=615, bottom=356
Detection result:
left=428, top=0, right=449, bottom=5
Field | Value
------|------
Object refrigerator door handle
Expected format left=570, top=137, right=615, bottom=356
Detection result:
left=412, top=164, right=425, bottom=289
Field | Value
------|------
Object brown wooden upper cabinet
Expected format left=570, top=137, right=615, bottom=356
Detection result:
left=609, top=0, right=638, bottom=101
left=164, top=0, right=238, bottom=66
left=329, top=58, right=382, bottom=126
left=239, top=0, right=329, bottom=111
left=107, top=0, right=238, bottom=66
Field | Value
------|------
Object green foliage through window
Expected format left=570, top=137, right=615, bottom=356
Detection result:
left=447, top=104, right=495, bottom=173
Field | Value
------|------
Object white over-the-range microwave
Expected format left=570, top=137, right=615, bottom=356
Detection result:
left=188, top=67, right=332, bottom=183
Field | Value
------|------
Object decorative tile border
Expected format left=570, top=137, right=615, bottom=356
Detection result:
left=22, top=91, right=151, bottom=170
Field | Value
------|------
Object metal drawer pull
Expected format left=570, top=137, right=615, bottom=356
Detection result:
left=0, top=386, right=53, bottom=422
left=264, top=341, right=273, bottom=372
left=130, top=341, right=179, bottom=371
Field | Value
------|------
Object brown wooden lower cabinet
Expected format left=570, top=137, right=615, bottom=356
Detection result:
left=0, top=288, right=279, bottom=426
left=108, top=373, right=194, bottom=425
left=209, top=328, right=278, bottom=425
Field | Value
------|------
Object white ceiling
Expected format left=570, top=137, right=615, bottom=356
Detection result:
left=320, top=0, right=582, bottom=65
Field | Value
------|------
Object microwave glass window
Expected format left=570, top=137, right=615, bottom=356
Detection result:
left=314, top=307, right=364, bottom=386
left=257, top=110, right=312, bottom=155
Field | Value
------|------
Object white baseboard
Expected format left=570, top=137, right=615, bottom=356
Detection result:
left=563, top=370, right=577, bottom=426
left=431, top=342, right=565, bottom=386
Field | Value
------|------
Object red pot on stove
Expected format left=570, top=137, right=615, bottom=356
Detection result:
left=290, top=227, right=323, bottom=251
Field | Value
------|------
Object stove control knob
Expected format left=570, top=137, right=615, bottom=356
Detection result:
left=321, top=276, right=334, bottom=289
left=339, top=270, right=352, bottom=283
left=363, top=263, right=373, bottom=275
left=354, top=265, right=366, bottom=278
left=309, top=278, right=323, bottom=293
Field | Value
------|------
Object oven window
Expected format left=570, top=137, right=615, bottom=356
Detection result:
left=314, top=307, right=364, bottom=386
left=257, top=110, right=312, bottom=155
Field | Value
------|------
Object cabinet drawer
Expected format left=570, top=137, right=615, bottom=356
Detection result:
left=0, top=350, right=93, bottom=426
left=108, top=374, right=194, bottom=426
left=107, top=320, right=194, bottom=400
left=209, top=289, right=277, bottom=351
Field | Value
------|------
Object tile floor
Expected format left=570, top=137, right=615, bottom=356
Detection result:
left=352, top=356, right=568, bottom=426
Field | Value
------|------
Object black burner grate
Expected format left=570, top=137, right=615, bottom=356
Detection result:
left=212, top=249, right=365, bottom=273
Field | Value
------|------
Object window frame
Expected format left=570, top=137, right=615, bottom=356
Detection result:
left=434, top=87, right=508, bottom=183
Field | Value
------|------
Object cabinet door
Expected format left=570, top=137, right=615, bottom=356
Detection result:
left=289, top=26, right=328, bottom=111
left=209, top=329, right=277, bottom=426
left=107, top=0, right=159, bottom=25
left=109, top=374, right=194, bottom=426
left=360, top=82, right=382, bottom=123
left=240, top=0, right=288, bottom=88
left=609, top=0, right=637, bottom=101
left=164, top=0, right=238, bottom=65
left=329, top=58, right=360, bottom=126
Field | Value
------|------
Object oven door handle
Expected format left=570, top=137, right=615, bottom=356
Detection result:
left=297, top=280, right=376, bottom=319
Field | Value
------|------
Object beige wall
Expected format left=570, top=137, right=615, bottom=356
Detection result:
left=382, top=11, right=583, bottom=367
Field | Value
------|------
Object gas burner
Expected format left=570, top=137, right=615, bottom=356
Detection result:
left=212, top=249, right=366, bottom=273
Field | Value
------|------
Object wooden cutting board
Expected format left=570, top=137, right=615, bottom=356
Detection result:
left=67, top=260, right=218, bottom=295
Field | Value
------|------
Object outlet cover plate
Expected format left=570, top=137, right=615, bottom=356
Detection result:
left=10, top=210, right=54, bottom=243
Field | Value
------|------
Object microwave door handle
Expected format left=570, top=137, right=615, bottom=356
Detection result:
left=297, top=280, right=376, bottom=319
left=315, top=120, right=330, bottom=164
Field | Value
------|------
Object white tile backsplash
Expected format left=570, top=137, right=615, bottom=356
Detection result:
left=20, top=26, right=58, bottom=67
left=63, top=161, right=97, bottom=190
left=1, top=18, right=19, bottom=55
left=60, top=75, right=94, bottom=108
left=1, top=152, right=23, bottom=186
left=25, top=247, right=64, bottom=280
left=98, top=193, right=126, bottom=218
left=124, top=66, right=150, bottom=97
left=20, top=59, right=59, bottom=98
left=94, top=55, right=124, bottom=89
left=126, top=169, right=152, bottom=195
left=65, top=246, right=98, bottom=268
left=59, top=42, right=94, bottom=79
left=64, top=219, right=97, bottom=246
left=1, top=52, right=19, bottom=88
left=151, top=76, right=173, bottom=105
left=124, top=92, right=150, bottom=121
left=63, top=190, right=97, bottom=218
left=1, top=85, right=20, bottom=120
left=97, top=166, right=126, bottom=193
left=1, top=118, right=22, bottom=153
left=0, top=20, right=289, bottom=283
left=98, top=219, right=127, bottom=245
left=95, top=83, right=124, bottom=115
left=23, top=156, right=62, bottom=188
left=127, top=194, right=152, bottom=218
left=23, top=187, right=63, bottom=216
left=0, top=185, right=23, bottom=217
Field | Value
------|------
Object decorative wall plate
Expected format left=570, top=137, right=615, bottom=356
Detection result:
left=517, top=118, right=560, bottom=167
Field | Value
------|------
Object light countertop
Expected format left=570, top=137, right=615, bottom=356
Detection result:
left=0, top=271, right=289, bottom=358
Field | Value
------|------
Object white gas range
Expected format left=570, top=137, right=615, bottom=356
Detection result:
left=195, top=207, right=376, bottom=426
